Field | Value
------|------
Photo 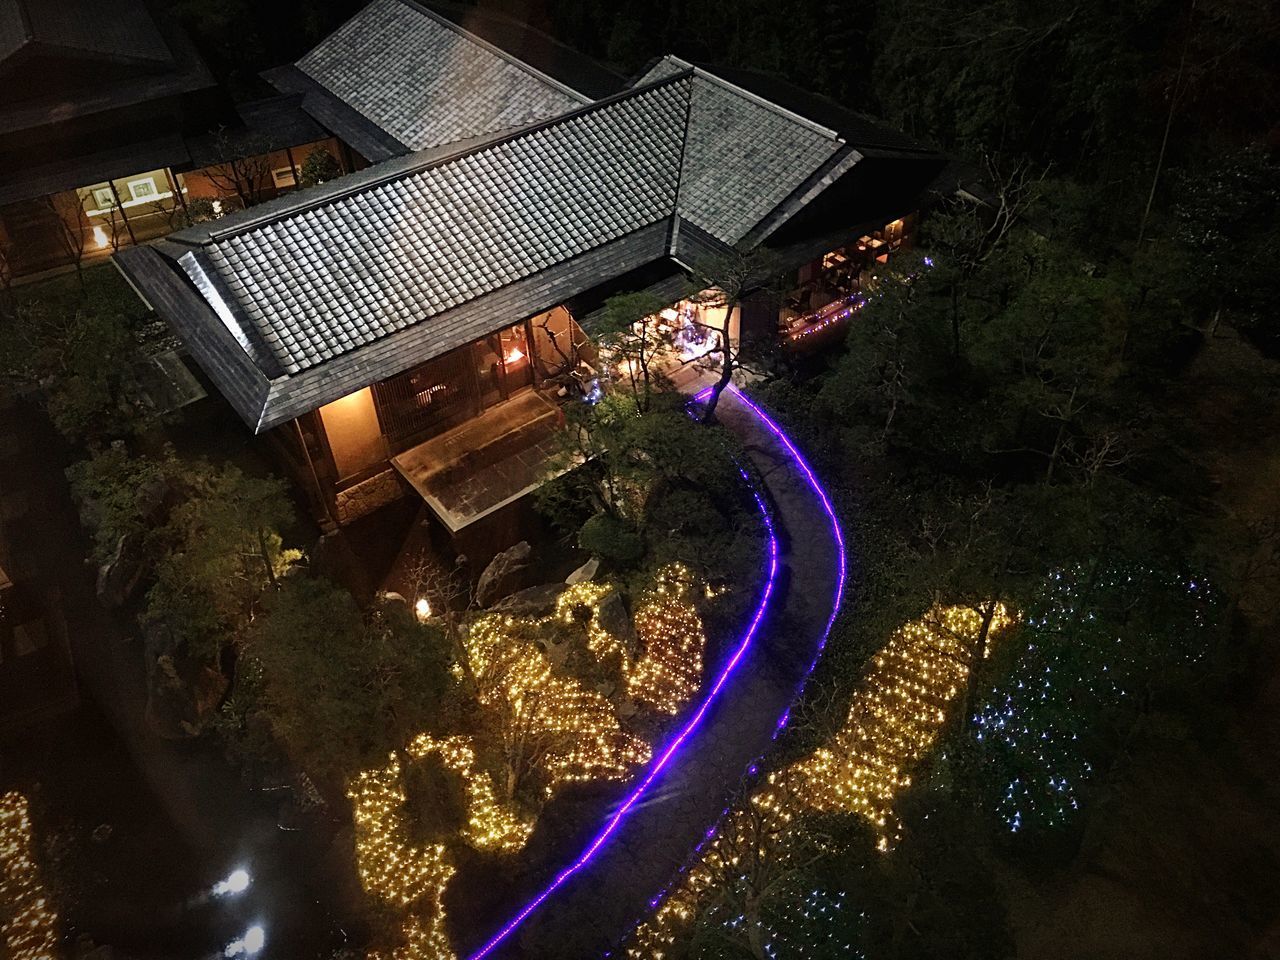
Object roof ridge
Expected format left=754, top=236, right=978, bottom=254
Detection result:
left=660, top=55, right=844, bottom=142
left=396, top=0, right=589, bottom=103
left=203, top=68, right=695, bottom=244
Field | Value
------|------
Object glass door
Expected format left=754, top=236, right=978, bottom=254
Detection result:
left=473, top=322, right=534, bottom=410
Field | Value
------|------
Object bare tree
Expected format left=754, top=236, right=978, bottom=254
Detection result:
left=688, top=247, right=783, bottom=423
left=532, top=310, right=596, bottom=398
left=44, top=192, right=88, bottom=292
left=933, top=153, right=1047, bottom=359
left=594, top=291, right=674, bottom=412
left=202, top=128, right=275, bottom=210
left=146, top=196, right=191, bottom=233
left=402, top=549, right=477, bottom=690
left=688, top=776, right=835, bottom=960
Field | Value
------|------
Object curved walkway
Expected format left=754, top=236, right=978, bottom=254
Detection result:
left=462, top=386, right=846, bottom=960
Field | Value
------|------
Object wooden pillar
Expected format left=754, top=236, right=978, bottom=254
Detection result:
left=284, top=146, right=302, bottom=190
left=294, top=415, right=339, bottom=530
left=106, top=180, right=137, bottom=245
left=740, top=288, right=782, bottom=359
left=164, top=168, right=189, bottom=219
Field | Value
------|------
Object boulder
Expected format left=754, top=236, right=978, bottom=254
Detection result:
left=144, top=651, right=229, bottom=740
left=544, top=634, right=571, bottom=669
left=565, top=557, right=600, bottom=585
left=379, top=590, right=409, bottom=608
left=596, top=590, right=638, bottom=652
left=476, top=541, right=533, bottom=607
left=96, top=532, right=146, bottom=608
left=489, top=582, right=566, bottom=617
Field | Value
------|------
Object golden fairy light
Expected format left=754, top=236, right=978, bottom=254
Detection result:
left=625, top=565, right=708, bottom=714
left=628, top=603, right=1014, bottom=957
left=351, top=567, right=710, bottom=958
left=465, top=612, right=651, bottom=798
left=0, top=791, right=60, bottom=960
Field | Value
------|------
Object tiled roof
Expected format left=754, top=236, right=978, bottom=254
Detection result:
left=296, top=0, right=588, bottom=152
left=194, top=76, right=691, bottom=376
left=123, top=49, right=945, bottom=434
left=638, top=57, right=844, bottom=243
left=0, top=1, right=25, bottom=64
left=1, top=0, right=171, bottom=67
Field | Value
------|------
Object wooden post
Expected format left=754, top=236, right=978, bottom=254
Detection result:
left=107, top=180, right=137, bottom=245
left=294, top=417, right=339, bottom=530
left=164, top=168, right=189, bottom=219
left=284, top=146, right=302, bottom=190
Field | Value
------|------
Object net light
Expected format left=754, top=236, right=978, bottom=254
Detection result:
left=351, top=567, right=712, bottom=959
left=629, top=603, right=1014, bottom=957
left=0, top=792, right=59, bottom=960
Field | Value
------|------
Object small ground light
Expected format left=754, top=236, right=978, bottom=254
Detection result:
left=225, top=925, right=266, bottom=957
left=212, top=868, right=251, bottom=896
left=415, top=597, right=431, bottom=621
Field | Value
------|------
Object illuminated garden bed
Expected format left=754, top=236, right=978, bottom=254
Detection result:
left=348, top=562, right=768, bottom=959
left=624, top=602, right=1015, bottom=958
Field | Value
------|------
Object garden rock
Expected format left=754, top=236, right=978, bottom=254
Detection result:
left=477, top=540, right=532, bottom=607
left=490, top=582, right=565, bottom=617
left=544, top=635, right=571, bottom=668
left=96, top=532, right=146, bottom=607
left=565, top=557, right=600, bottom=585
left=144, top=651, right=229, bottom=740
left=597, top=591, right=638, bottom=651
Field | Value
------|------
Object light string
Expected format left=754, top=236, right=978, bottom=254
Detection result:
left=0, top=791, right=60, bottom=960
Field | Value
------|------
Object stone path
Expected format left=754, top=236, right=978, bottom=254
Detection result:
left=459, top=386, right=845, bottom=960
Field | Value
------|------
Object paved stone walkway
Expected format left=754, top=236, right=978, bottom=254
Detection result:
left=460, top=387, right=845, bottom=959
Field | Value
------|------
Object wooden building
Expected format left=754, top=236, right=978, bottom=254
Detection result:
left=115, top=0, right=948, bottom=533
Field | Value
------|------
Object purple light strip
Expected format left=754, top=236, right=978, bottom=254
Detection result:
left=714, top=386, right=847, bottom=648
left=604, top=385, right=849, bottom=956
left=468, top=486, right=778, bottom=959
left=468, top=386, right=846, bottom=960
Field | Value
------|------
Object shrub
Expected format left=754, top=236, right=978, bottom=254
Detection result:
left=579, top=512, right=644, bottom=564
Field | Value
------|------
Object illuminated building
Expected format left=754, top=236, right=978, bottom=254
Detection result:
left=116, top=3, right=945, bottom=534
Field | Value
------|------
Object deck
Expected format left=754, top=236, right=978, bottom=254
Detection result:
left=390, top=390, right=569, bottom=533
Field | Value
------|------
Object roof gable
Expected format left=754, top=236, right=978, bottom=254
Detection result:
left=638, top=57, right=845, bottom=243
left=296, top=0, right=588, bottom=152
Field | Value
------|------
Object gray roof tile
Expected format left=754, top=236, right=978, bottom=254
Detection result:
left=297, top=0, right=587, bottom=152
left=2, top=0, right=171, bottom=67
left=638, top=57, right=843, bottom=243
left=200, top=76, right=691, bottom=376
left=130, top=58, right=923, bottom=434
